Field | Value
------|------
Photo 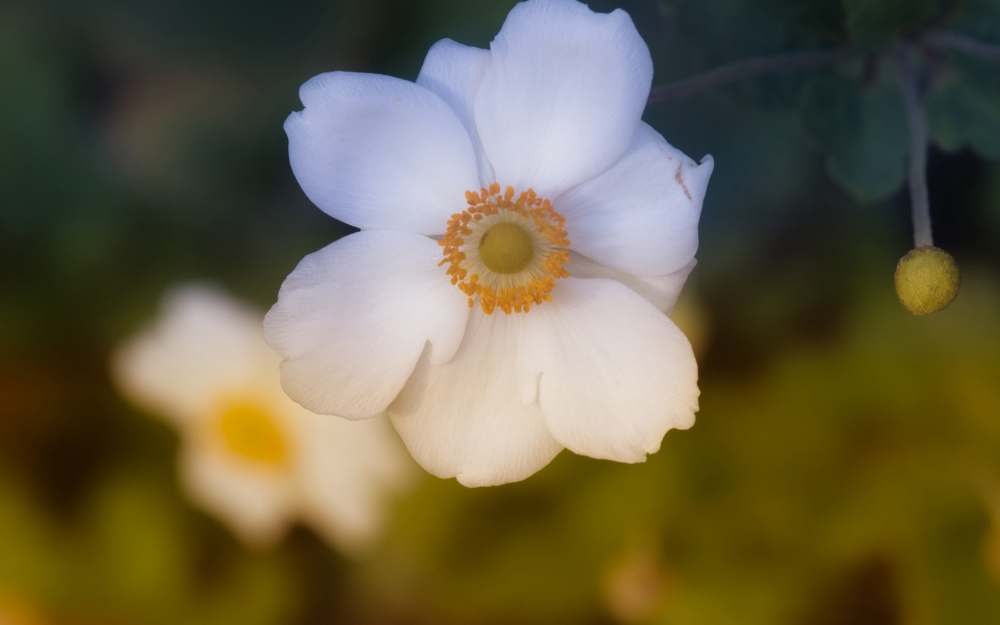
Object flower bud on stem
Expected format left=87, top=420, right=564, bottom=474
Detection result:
left=645, top=36, right=979, bottom=316
left=892, top=47, right=960, bottom=314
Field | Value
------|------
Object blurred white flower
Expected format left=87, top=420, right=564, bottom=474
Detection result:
left=113, top=284, right=411, bottom=553
left=266, top=0, right=713, bottom=487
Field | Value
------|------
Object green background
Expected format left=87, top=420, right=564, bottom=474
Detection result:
left=2, top=0, right=1000, bottom=623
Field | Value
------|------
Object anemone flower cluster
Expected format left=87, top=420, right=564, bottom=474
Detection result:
left=265, top=0, right=714, bottom=487
left=113, top=284, right=412, bottom=553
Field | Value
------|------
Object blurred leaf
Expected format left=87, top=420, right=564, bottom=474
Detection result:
left=187, top=555, right=299, bottom=625
left=0, top=470, right=301, bottom=625
left=927, top=56, right=1000, bottom=161
left=798, top=70, right=909, bottom=201
left=841, top=0, right=950, bottom=45
left=668, top=0, right=846, bottom=62
left=0, top=476, right=62, bottom=602
left=75, top=475, right=191, bottom=618
left=950, top=0, right=1000, bottom=42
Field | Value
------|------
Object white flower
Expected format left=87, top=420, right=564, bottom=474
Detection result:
left=112, top=284, right=411, bottom=553
left=265, top=0, right=714, bottom=487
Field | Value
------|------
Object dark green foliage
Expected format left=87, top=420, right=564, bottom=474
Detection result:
left=841, top=0, right=953, bottom=45
left=927, top=56, right=1000, bottom=160
left=2, top=0, right=1000, bottom=624
left=661, top=0, right=1000, bottom=203
left=798, top=69, right=909, bottom=201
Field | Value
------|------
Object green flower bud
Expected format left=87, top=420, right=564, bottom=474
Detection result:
left=894, top=246, right=960, bottom=315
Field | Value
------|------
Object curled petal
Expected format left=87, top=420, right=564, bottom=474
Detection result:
left=558, top=123, right=713, bottom=277
left=286, top=72, right=479, bottom=234
left=264, top=230, right=470, bottom=419
left=520, top=277, right=698, bottom=463
left=474, top=0, right=653, bottom=198
left=389, top=310, right=563, bottom=487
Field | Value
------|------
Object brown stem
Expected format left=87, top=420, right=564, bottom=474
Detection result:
left=647, top=48, right=854, bottom=104
left=923, top=31, right=1000, bottom=63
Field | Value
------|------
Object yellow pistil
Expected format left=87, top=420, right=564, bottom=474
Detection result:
left=439, top=183, right=570, bottom=315
left=216, top=402, right=288, bottom=466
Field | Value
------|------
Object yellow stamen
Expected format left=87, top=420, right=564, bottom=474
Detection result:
left=217, top=402, right=288, bottom=465
left=439, top=183, right=570, bottom=315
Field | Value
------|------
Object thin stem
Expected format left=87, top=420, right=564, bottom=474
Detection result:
left=893, top=48, right=933, bottom=248
left=647, top=47, right=854, bottom=104
left=923, top=31, right=1000, bottom=63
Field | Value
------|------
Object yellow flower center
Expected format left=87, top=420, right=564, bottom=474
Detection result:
left=479, top=222, right=534, bottom=274
left=439, top=183, right=570, bottom=315
left=216, top=402, right=288, bottom=466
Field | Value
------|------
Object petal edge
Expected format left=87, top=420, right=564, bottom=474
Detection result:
left=287, top=72, right=479, bottom=234
left=264, top=230, right=470, bottom=419
left=521, top=277, right=698, bottom=463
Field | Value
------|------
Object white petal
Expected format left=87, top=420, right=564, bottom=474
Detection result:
left=416, top=39, right=495, bottom=186
left=264, top=230, right=470, bottom=419
left=558, top=124, right=713, bottom=276
left=388, top=309, right=563, bottom=487
left=178, top=445, right=296, bottom=549
left=286, top=72, right=479, bottom=234
left=474, top=0, right=653, bottom=198
left=520, top=277, right=698, bottom=463
left=295, top=411, right=414, bottom=556
left=112, top=284, right=274, bottom=424
left=565, top=251, right=696, bottom=314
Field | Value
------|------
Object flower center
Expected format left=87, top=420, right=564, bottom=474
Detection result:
left=440, top=183, right=570, bottom=315
left=216, top=402, right=288, bottom=466
left=479, top=222, right=534, bottom=274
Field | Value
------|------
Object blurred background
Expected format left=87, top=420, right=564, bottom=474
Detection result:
left=2, top=0, right=1000, bottom=623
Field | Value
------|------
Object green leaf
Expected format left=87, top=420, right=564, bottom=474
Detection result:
left=798, top=71, right=909, bottom=202
left=927, top=57, right=1000, bottom=161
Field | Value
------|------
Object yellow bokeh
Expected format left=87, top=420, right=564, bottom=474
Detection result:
left=216, top=402, right=289, bottom=466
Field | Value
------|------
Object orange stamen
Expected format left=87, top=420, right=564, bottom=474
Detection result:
left=439, top=185, right=570, bottom=315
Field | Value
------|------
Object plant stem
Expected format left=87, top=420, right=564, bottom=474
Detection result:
left=647, top=48, right=854, bottom=104
left=923, top=31, right=1000, bottom=63
left=893, top=49, right=933, bottom=248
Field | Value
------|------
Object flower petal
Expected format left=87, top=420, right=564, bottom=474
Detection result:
left=558, top=123, right=713, bottom=276
left=264, top=230, right=470, bottom=419
left=520, top=277, right=698, bottom=463
left=112, top=284, right=274, bottom=424
left=178, top=445, right=296, bottom=549
left=416, top=38, right=495, bottom=186
left=296, top=411, right=414, bottom=555
left=286, top=72, right=479, bottom=234
left=389, top=309, right=563, bottom=487
left=474, top=0, right=653, bottom=198
left=565, top=251, right=696, bottom=314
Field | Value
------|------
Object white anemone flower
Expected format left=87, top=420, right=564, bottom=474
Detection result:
left=113, top=284, right=411, bottom=553
left=265, top=0, right=714, bottom=487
